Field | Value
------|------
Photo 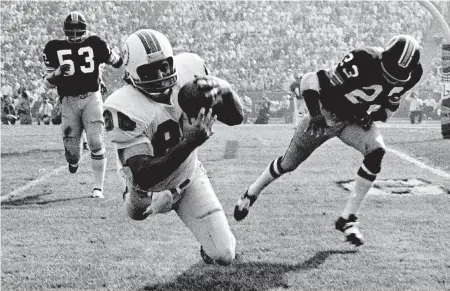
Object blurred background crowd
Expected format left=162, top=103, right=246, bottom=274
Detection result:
left=0, top=0, right=447, bottom=124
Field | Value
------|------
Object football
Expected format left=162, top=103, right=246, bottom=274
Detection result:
left=178, top=80, right=218, bottom=119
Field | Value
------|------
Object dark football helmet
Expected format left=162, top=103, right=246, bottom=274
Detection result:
left=64, top=11, right=87, bottom=43
left=381, top=35, right=420, bottom=85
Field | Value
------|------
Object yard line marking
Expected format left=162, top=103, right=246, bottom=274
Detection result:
left=387, top=147, right=450, bottom=180
left=1, top=153, right=88, bottom=203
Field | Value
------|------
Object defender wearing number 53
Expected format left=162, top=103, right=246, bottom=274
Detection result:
left=42, top=11, right=123, bottom=199
left=235, top=35, right=423, bottom=247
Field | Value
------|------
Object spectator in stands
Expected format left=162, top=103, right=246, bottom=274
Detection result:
left=255, top=96, right=276, bottom=124
left=17, top=88, right=34, bottom=125
left=0, top=1, right=439, bottom=99
left=37, top=96, right=53, bottom=125
left=2, top=96, right=18, bottom=125
left=241, top=92, right=253, bottom=124
left=280, top=94, right=291, bottom=123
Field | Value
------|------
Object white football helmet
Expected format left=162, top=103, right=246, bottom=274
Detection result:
left=122, top=29, right=178, bottom=95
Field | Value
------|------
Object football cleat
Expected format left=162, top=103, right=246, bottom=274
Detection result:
left=335, top=214, right=365, bottom=247
left=83, top=142, right=89, bottom=151
left=92, top=188, right=104, bottom=199
left=234, top=190, right=259, bottom=221
left=200, top=246, right=215, bottom=265
left=68, top=163, right=78, bottom=174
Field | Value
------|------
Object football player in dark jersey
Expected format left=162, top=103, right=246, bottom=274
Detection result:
left=234, top=35, right=423, bottom=247
left=42, top=11, right=123, bottom=198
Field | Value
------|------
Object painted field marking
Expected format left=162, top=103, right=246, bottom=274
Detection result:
left=223, top=140, right=239, bottom=159
left=1, top=153, right=88, bottom=203
left=387, top=147, right=450, bottom=181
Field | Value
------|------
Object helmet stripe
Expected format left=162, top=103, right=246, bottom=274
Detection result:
left=145, top=30, right=161, bottom=52
left=399, top=38, right=417, bottom=68
left=136, top=30, right=161, bottom=55
left=72, top=12, right=78, bottom=22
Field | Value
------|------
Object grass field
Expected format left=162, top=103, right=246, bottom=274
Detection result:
left=1, top=120, right=449, bottom=291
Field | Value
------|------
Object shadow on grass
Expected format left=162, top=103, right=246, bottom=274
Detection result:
left=1, top=193, right=88, bottom=208
left=140, top=249, right=357, bottom=291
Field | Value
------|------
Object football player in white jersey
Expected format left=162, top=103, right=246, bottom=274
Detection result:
left=234, top=35, right=423, bottom=247
left=103, top=29, right=243, bottom=265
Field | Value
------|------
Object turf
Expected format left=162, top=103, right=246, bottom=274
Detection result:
left=1, top=120, right=449, bottom=291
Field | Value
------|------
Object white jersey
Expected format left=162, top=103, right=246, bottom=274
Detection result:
left=104, top=53, right=208, bottom=192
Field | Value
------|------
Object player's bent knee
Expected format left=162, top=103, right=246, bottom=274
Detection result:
left=363, top=147, right=386, bottom=174
left=87, top=135, right=105, bottom=153
left=213, top=245, right=236, bottom=266
left=63, top=137, right=81, bottom=164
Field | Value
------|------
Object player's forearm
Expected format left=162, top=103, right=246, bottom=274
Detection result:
left=302, top=89, right=322, bottom=117
left=216, top=89, right=244, bottom=125
left=371, top=106, right=394, bottom=122
left=126, top=140, right=196, bottom=190
left=43, top=72, right=60, bottom=88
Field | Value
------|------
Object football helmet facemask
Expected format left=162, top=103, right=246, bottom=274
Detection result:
left=381, top=35, right=420, bottom=85
left=64, top=11, right=87, bottom=43
left=123, top=29, right=178, bottom=96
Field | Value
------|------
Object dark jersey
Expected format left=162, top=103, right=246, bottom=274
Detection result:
left=43, top=35, right=116, bottom=97
left=317, top=47, right=423, bottom=119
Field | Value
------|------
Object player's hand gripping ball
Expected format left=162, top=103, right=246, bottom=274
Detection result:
left=178, top=75, right=226, bottom=119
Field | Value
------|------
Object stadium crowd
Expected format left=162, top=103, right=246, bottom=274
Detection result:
left=0, top=0, right=445, bottom=122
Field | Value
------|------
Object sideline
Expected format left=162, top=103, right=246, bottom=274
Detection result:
left=387, top=147, right=450, bottom=181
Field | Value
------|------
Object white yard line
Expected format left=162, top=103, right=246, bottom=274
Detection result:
left=1, top=164, right=68, bottom=203
left=1, top=153, right=88, bottom=203
left=387, top=147, right=450, bottom=180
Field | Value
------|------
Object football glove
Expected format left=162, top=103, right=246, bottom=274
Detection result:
left=193, top=75, right=230, bottom=102
left=305, top=114, right=328, bottom=137
left=354, top=113, right=373, bottom=131
left=54, top=64, right=72, bottom=77
left=369, top=107, right=388, bottom=122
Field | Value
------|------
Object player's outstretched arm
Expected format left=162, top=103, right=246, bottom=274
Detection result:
left=124, top=108, right=215, bottom=190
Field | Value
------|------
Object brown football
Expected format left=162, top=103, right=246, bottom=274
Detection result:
left=178, top=80, right=217, bottom=118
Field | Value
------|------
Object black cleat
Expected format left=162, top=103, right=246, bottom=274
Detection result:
left=83, top=142, right=89, bottom=151
left=335, top=214, right=365, bottom=247
left=234, top=190, right=259, bottom=221
left=200, top=246, right=215, bottom=265
left=68, top=164, right=78, bottom=174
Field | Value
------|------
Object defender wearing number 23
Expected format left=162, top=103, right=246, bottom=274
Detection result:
left=42, top=11, right=123, bottom=199
left=104, top=29, right=243, bottom=265
left=235, top=35, right=423, bottom=247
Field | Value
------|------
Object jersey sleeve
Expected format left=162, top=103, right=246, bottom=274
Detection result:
left=327, top=49, right=374, bottom=94
left=104, top=107, right=154, bottom=156
left=42, top=41, right=58, bottom=74
left=93, top=36, right=122, bottom=68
